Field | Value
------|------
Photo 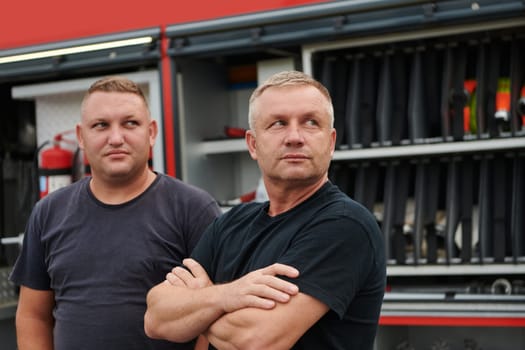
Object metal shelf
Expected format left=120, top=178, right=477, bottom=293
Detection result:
left=333, top=137, right=525, bottom=161
left=380, top=292, right=525, bottom=326
left=196, top=136, right=525, bottom=157
left=381, top=303, right=525, bottom=317
left=388, top=264, right=525, bottom=276
left=380, top=314, right=525, bottom=326
left=196, top=138, right=247, bottom=155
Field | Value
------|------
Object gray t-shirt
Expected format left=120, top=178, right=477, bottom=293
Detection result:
left=10, top=173, right=221, bottom=350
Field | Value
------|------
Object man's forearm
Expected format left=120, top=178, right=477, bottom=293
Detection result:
left=16, top=318, right=54, bottom=350
left=145, top=281, right=226, bottom=342
left=145, top=261, right=301, bottom=343
left=206, top=292, right=328, bottom=350
left=206, top=307, right=288, bottom=350
left=206, top=310, right=249, bottom=350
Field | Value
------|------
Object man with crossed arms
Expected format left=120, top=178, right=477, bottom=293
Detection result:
left=145, top=70, right=386, bottom=350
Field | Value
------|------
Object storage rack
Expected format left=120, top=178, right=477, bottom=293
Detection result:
left=166, top=1, right=525, bottom=347
left=0, top=0, right=524, bottom=348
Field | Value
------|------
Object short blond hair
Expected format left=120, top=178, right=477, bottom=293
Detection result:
left=81, top=76, right=149, bottom=114
left=248, top=70, right=334, bottom=130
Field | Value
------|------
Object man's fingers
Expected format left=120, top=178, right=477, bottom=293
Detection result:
left=244, top=295, right=276, bottom=309
left=216, top=263, right=301, bottom=313
left=181, top=258, right=212, bottom=288
left=182, top=258, right=208, bottom=278
left=260, top=275, right=299, bottom=296
left=172, top=265, right=194, bottom=280
left=262, top=263, right=300, bottom=279
left=166, top=272, right=186, bottom=286
left=255, top=284, right=295, bottom=303
left=257, top=263, right=299, bottom=295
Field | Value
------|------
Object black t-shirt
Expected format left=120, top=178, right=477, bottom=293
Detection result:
left=192, top=181, right=386, bottom=350
left=10, top=173, right=221, bottom=350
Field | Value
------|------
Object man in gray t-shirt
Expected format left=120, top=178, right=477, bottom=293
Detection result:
left=10, top=76, right=221, bottom=350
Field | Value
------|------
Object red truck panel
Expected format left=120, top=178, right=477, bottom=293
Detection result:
left=0, top=0, right=328, bottom=50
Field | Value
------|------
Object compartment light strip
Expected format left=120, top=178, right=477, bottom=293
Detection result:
left=0, top=36, right=153, bottom=64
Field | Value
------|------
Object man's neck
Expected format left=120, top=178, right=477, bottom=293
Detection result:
left=89, top=169, right=157, bottom=205
left=266, top=176, right=328, bottom=217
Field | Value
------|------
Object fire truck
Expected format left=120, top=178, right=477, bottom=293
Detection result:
left=1, top=0, right=524, bottom=348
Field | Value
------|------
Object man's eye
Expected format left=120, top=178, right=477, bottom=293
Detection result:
left=306, top=119, right=319, bottom=126
left=93, top=122, right=107, bottom=129
left=125, top=120, right=139, bottom=127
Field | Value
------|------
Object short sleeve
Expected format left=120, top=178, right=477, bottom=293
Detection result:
left=278, top=216, right=373, bottom=319
left=9, top=204, right=52, bottom=290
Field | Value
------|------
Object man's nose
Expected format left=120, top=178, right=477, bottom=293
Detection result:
left=284, top=124, right=304, bottom=145
left=108, top=126, right=124, bottom=144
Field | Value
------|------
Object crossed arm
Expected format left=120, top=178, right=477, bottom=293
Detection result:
left=144, top=259, right=329, bottom=350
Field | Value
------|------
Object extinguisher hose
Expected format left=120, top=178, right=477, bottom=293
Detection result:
left=32, top=141, right=50, bottom=203
left=72, top=147, right=82, bottom=182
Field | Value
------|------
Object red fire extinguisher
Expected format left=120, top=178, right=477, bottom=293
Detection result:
left=39, top=132, right=75, bottom=198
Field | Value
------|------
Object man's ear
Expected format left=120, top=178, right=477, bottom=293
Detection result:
left=76, top=123, right=84, bottom=150
left=245, top=130, right=257, bottom=161
left=329, top=128, right=336, bottom=156
left=149, top=120, right=158, bottom=147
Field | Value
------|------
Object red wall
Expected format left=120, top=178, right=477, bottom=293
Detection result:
left=1, top=0, right=328, bottom=50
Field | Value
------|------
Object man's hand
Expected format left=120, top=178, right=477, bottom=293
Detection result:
left=166, top=258, right=212, bottom=289
left=217, top=263, right=300, bottom=313
left=166, top=259, right=300, bottom=312
left=146, top=261, right=300, bottom=343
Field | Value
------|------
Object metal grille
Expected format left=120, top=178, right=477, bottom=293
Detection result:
left=0, top=267, right=17, bottom=305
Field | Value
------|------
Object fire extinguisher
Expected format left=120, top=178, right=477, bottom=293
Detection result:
left=39, top=131, right=75, bottom=198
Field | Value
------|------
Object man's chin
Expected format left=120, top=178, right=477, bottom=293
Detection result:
left=104, top=167, right=134, bottom=179
left=276, top=172, right=317, bottom=183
